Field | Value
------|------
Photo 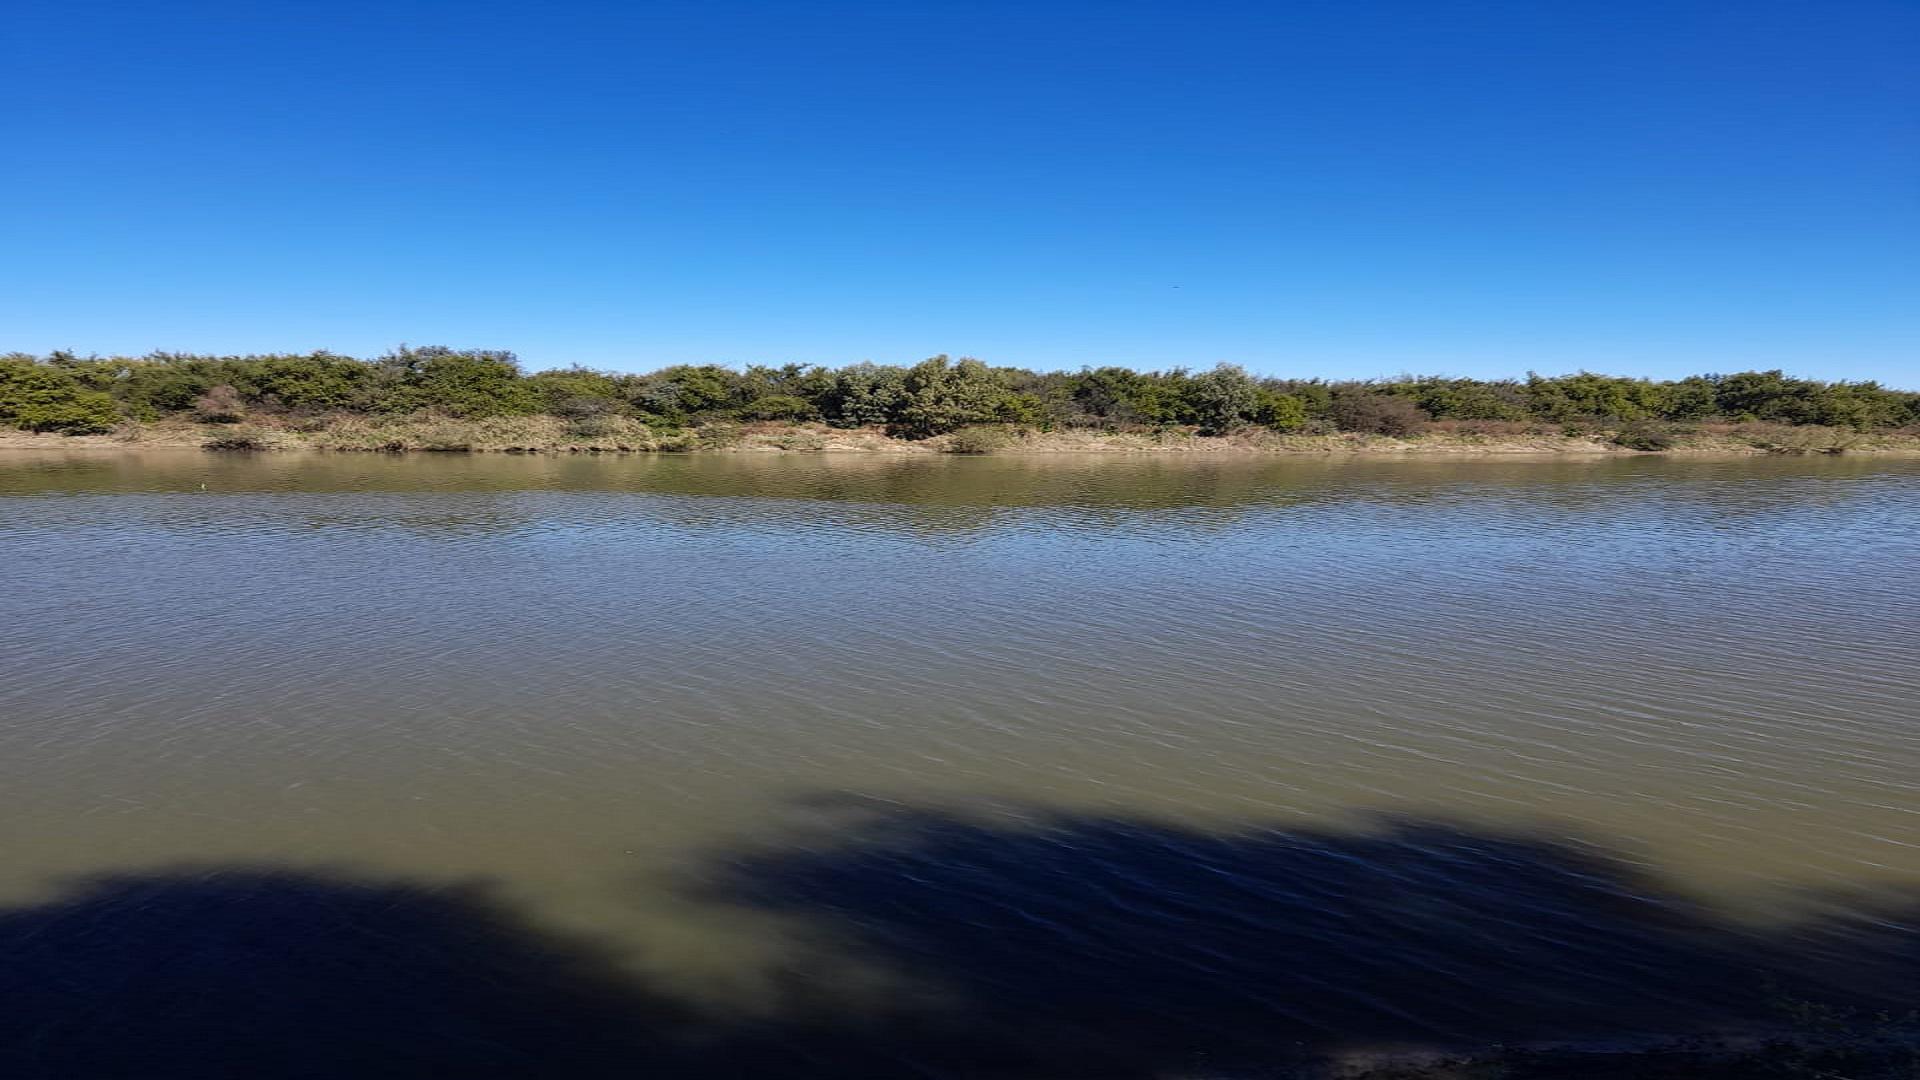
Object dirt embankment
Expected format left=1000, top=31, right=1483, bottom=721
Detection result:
left=5, top=417, right=1919, bottom=456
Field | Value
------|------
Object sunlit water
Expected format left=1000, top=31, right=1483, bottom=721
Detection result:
left=3, top=449, right=1917, bottom=1069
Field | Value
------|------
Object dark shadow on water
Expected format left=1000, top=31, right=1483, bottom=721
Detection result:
left=2, top=805, right=1915, bottom=1078
left=0, top=870, right=693, bottom=1079
left=702, top=803, right=1920, bottom=1076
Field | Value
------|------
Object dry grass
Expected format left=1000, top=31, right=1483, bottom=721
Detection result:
left=8, top=415, right=1920, bottom=456
left=1692, top=421, right=1867, bottom=454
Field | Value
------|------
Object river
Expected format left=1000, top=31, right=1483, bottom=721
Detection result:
left=3, top=449, right=1916, bottom=1075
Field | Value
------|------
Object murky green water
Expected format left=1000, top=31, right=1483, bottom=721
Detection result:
left=2, top=449, right=1916, bottom=1075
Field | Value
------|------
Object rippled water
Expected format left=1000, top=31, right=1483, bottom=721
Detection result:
left=3, top=449, right=1917, bottom=1075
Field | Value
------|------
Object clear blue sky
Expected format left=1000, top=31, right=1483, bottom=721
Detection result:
left=5, top=1, right=1916, bottom=383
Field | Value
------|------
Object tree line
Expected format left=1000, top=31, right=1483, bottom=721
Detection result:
left=3, top=346, right=1915, bottom=437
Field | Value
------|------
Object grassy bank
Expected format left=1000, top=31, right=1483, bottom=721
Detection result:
left=6, top=415, right=1920, bottom=456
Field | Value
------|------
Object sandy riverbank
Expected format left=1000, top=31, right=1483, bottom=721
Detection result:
left=5, top=417, right=1919, bottom=456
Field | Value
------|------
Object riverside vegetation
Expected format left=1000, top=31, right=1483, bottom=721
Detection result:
left=3, top=346, right=1917, bottom=454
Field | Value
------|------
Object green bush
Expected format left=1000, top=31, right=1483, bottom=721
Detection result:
left=1329, top=390, right=1429, bottom=435
left=109, top=356, right=220, bottom=415
left=249, top=353, right=373, bottom=411
left=740, top=394, right=818, bottom=421
left=890, top=356, right=1028, bottom=437
left=1180, top=364, right=1262, bottom=435
left=374, top=346, right=541, bottom=417
left=1380, top=377, right=1529, bottom=421
left=634, top=364, right=746, bottom=421
left=1524, top=371, right=1664, bottom=422
left=0, top=359, right=121, bottom=433
left=526, top=367, right=627, bottom=419
left=1262, top=391, right=1309, bottom=432
left=1065, top=366, right=1168, bottom=427
left=2, top=349, right=1916, bottom=444
left=822, top=363, right=908, bottom=427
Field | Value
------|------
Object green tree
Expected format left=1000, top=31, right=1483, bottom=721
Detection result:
left=0, top=358, right=121, bottom=433
left=248, top=353, right=374, bottom=412
left=1329, top=388, right=1429, bottom=435
left=891, top=356, right=1026, bottom=437
left=822, top=363, right=909, bottom=427
left=740, top=363, right=833, bottom=403
left=1810, top=381, right=1909, bottom=430
left=375, top=346, right=540, bottom=417
left=1259, top=391, right=1309, bottom=432
left=1712, top=370, right=1817, bottom=423
left=740, top=394, right=818, bottom=421
left=1524, top=372, right=1664, bottom=422
left=1179, top=363, right=1262, bottom=434
left=1657, top=376, right=1719, bottom=420
left=1385, top=377, right=1528, bottom=421
left=633, top=365, right=743, bottom=421
left=1270, top=378, right=1334, bottom=424
left=113, top=355, right=224, bottom=417
left=1067, top=366, right=1185, bottom=427
left=525, top=366, right=627, bottom=418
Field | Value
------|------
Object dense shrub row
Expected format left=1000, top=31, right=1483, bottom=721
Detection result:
left=3, top=346, right=1916, bottom=437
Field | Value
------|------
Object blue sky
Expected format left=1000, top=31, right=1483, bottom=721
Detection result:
left=4, top=0, right=1915, bottom=383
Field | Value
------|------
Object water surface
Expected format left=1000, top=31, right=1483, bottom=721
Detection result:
left=3, top=450, right=1917, bottom=1072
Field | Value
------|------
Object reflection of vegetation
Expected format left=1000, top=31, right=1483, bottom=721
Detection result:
left=2, top=807, right=1917, bottom=1078
left=1, top=451, right=1908, bottom=546
left=6, top=347, right=1916, bottom=440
